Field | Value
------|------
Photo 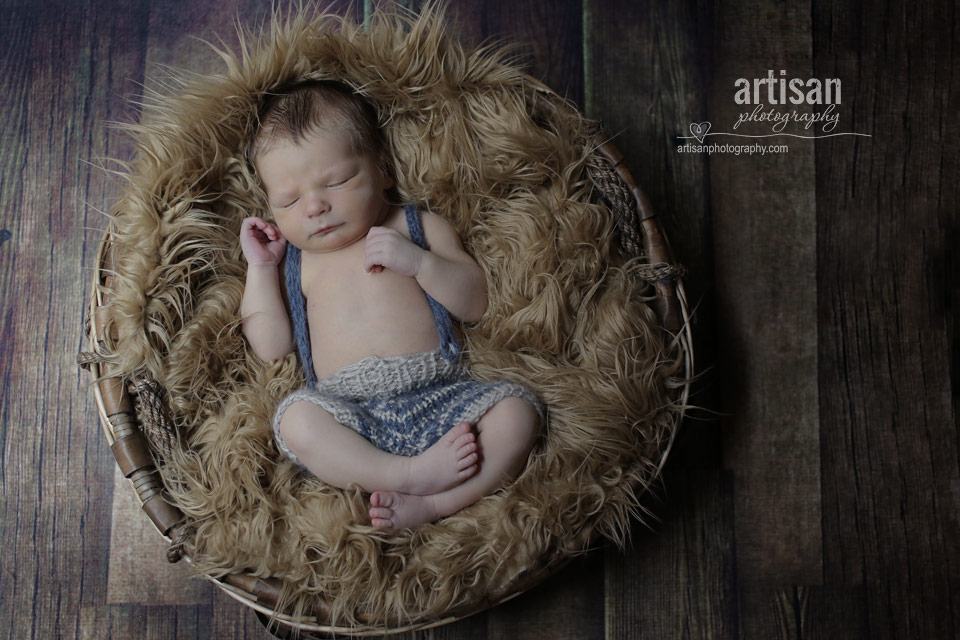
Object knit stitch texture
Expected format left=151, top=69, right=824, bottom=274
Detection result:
left=273, top=347, right=541, bottom=462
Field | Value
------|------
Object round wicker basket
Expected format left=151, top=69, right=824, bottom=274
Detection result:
left=80, top=11, right=693, bottom=636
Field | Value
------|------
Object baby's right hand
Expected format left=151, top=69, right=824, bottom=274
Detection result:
left=240, top=217, right=287, bottom=266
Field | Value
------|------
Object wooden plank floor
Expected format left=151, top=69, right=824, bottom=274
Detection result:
left=1, top=0, right=957, bottom=638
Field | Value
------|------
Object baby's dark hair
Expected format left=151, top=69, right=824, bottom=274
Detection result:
left=248, top=80, right=390, bottom=176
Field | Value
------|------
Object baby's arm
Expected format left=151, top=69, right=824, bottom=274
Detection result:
left=364, top=212, right=487, bottom=322
left=239, top=217, right=294, bottom=362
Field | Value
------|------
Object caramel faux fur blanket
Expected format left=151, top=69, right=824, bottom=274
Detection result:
left=102, top=4, right=684, bottom=631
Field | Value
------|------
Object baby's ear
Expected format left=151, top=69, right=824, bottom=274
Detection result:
left=378, top=154, right=395, bottom=190
left=381, top=170, right=394, bottom=190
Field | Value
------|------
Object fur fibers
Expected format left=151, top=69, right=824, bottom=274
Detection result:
left=102, top=4, right=685, bottom=630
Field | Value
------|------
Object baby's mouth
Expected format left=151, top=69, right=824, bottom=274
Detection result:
left=312, top=223, right=342, bottom=236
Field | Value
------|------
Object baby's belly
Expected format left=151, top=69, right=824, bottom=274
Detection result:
left=304, top=269, right=444, bottom=380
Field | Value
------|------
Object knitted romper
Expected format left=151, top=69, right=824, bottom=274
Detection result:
left=272, top=205, right=542, bottom=465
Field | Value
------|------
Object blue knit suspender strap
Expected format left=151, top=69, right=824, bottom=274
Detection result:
left=285, top=244, right=318, bottom=389
left=404, top=204, right=461, bottom=362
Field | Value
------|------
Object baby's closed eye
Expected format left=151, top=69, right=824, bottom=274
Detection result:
left=326, top=173, right=356, bottom=188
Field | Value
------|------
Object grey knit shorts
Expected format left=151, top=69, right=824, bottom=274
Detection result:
left=273, top=348, right=542, bottom=466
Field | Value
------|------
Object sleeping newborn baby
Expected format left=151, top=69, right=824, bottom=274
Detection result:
left=240, top=80, right=542, bottom=530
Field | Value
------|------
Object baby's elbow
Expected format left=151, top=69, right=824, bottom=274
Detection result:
left=463, top=290, right=488, bottom=324
left=469, top=271, right=489, bottom=321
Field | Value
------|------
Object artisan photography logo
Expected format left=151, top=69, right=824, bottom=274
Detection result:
left=678, top=70, right=870, bottom=155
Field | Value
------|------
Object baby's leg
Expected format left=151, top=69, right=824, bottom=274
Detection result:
left=277, top=400, right=479, bottom=495
left=369, top=396, right=540, bottom=530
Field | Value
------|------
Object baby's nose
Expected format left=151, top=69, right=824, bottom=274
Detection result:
left=303, top=193, right=330, bottom=217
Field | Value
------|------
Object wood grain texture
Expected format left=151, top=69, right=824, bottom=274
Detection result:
left=707, top=0, right=823, bottom=590
left=424, top=614, right=488, bottom=640
left=0, top=1, right=957, bottom=638
left=106, top=465, right=208, bottom=605
left=78, top=604, right=213, bottom=640
left=582, top=0, right=713, bottom=304
left=738, top=585, right=868, bottom=640
left=211, top=592, right=275, bottom=640
left=443, top=0, right=584, bottom=108
left=604, top=469, right=739, bottom=640
left=486, top=557, right=605, bottom=640
left=814, top=0, right=960, bottom=638
left=0, top=1, right=149, bottom=639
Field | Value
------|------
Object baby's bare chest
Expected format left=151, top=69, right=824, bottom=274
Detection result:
left=300, top=243, right=441, bottom=367
left=309, top=266, right=429, bottom=322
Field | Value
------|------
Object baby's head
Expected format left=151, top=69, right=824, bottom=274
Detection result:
left=248, top=80, right=389, bottom=177
left=248, top=81, right=395, bottom=253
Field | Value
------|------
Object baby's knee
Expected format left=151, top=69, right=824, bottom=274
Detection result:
left=276, top=400, right=327, bottom=458
left=482, top=396, right=540, bottom=443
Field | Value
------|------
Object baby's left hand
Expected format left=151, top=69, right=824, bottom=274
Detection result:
left=364, top=226, right=425, bottom=276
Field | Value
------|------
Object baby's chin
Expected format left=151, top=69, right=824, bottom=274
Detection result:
left=294, top=232, right=368, bottom=255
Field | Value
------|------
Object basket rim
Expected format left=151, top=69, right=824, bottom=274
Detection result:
left=83, top=87, right=695, bottom=632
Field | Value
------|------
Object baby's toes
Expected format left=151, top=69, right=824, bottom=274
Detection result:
left=369, top=497, right=396, bottom=528
left=369, top=506, right=393, bottom=520
left=370, top=491, right=394, bottom=508
left=457, top=451, right=479, bottom=471
left=452, top=430, right=476, bottom=449
left=456, top=442, right=477, bottom=461
left=444, top=422, right=472, bottom=443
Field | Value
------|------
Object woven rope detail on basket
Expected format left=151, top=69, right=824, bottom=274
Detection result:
left=127, top=377, right=178, bottom=461
left=586, top=152, right=686, bottom=282
left=77, top=351, right=101, bottom=369
left=636, top=262, right=687, bottom=281
left=585, top=154, right=639, bottom=255
left=78, top=349, right=178, bottom=463
left=166, top=521, right=195, bottom=563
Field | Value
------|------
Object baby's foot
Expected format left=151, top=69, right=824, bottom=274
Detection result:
left=403, top=422, right=478, bottom=495
left=369, top=491, right=439, bottom=530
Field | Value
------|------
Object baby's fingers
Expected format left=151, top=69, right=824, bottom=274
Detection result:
left=265, top=224, right=284, bottom=241
left=243, top=216, right=269, bottom=227
left=363, top=252, right=383, bottom=273
left=249, top=218, right=284, bottom=242
left=242, top=217, right=269, bottom=237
